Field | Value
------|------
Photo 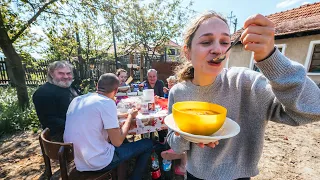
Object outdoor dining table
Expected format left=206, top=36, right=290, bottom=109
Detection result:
left=117, top=95, right=169, bottom=135
left=118, top=110, right=168, bottom=135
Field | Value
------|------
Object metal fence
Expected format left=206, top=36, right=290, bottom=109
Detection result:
left=0, top=53, right=163, bottom=86
left=0, top=61, right=9, bottom=85
left=0, top=60, right=48, bottom=86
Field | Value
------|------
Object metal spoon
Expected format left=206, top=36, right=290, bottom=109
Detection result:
left=210, top=33, right=242, bottom=64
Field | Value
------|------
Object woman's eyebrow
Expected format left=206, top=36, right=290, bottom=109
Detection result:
left=199, top=32, right=230, bottom=38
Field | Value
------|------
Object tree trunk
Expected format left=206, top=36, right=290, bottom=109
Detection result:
left=0, top=0, right=59, bottom=109
left=75, top=25, right=84, bottom=80
left=0, top=26, right=29, bottom=109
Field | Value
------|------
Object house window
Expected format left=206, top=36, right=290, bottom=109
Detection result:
left=168, top=48, right=176, bottom=55
left=305, top=40, right=320, bottom=74
left=250, top=44, right=286, bottom=72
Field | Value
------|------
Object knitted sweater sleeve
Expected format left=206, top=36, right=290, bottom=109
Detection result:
left=253, top=48, right=320, bottom=125
left=166, top=87, right=191, bottom=153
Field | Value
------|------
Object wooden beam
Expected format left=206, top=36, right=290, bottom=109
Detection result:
left=129, top=54, right=134, bottom=77
left=140, top=54, right=144, bottom=82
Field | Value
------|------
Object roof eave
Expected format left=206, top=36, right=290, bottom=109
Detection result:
left=275, top=29, right=320, bottom=40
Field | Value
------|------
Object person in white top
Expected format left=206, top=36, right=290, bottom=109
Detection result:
left=64, top=73, right=153, bottom=180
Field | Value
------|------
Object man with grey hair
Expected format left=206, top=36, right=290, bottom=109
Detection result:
left=142, top=68, right=165, bottom=97
left=33, top=61, right=80, bottom=142
left=64, top=73, right=153, bottom=179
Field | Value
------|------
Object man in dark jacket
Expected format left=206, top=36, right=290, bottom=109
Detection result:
left=143, top=69, right=165, bottom=97
left=33, top=61, right=80, bottom=142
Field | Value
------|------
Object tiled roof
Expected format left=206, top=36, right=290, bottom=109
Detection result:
left=167, top=40, right=180, bottom=47
left=231, top=2, right=320, bottom=41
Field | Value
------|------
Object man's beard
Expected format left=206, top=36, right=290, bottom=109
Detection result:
left=52, top=78, right=73, bottom=88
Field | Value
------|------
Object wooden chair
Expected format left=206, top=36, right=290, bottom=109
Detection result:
left=39, top=128, right=117, bottom=180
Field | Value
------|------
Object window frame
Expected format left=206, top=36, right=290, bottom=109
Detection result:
left=249, top=44, right=287, bottom=70
left=304, top=40, right=320, bottom=76
left=168, top=48, right=176, bottom=56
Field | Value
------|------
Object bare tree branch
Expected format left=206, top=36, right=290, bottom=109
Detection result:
left=43, top=9, right=71, bottom=16
left=21, top=0, right=36, bottom=14
left=11, top=0, right=59, bottom=43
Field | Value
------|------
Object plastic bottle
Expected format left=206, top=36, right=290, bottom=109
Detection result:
left=151, top=150, right=161, bottom=179
left=132, top=83, right=139, bottom=92
left=162, top=159, right=172, bottom=172
left=162, top=159, right=172, bottom=180
left=144, top=82, right=149, bottom=90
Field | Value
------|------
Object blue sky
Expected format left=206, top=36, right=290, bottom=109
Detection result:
left=180, top=0, right=320, bottom=32
left=6, top=0, right=319, bottom=59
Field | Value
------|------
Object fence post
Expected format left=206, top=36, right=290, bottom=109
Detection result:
left=129, top=54, right=134, bottom=77
left=140, top=55, right=144, bottom=82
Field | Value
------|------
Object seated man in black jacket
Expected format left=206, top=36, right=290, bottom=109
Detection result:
left=142, top=69, right=165, bottom=97
left=33, top=61, right=80, bottom=142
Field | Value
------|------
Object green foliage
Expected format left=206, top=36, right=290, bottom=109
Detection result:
left=80, top=78, right=97, bottom=94
left=0, top=87, right=40, bottom=137
left=44, top=26, right=79, bottom=61
left=119, top=0, right=193, bottom=55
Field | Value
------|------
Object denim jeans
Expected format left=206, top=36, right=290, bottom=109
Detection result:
left=96, top=138, right=153, bottom=180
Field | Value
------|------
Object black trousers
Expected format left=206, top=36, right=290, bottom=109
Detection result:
left=157, top=129, right=168, bottom=142
left=187, top=171, right=251, bottom=180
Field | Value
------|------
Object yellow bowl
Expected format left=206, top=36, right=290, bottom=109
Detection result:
left=172, top=101, right=227, bottom=136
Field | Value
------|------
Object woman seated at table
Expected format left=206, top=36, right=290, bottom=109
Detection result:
left=163, top=75, right=178, bottom=98
left=116, top=68, right=131, bottom=93
left=115, top=69, right=131, bottom=104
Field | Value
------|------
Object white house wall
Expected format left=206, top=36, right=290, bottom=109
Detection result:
left=228, top=34, right=320, bottom=83
left=228, top=45, right=252, bottom=68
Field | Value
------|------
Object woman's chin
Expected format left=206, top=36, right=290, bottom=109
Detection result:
left=202, top=67, right=223, bottom=76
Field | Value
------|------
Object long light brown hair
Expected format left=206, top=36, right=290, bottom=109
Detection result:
left=175, top=11, right=229, bottom=82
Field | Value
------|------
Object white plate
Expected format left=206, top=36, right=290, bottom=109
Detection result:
left=115, top=92, right=141, bottom=97
left=118, top=86, right=130, bottom=91
left=127, top=92, right=138, bottom=96
left=164, top=114, right=240, bottom=144
left=115, top=92, right=126, bottom=97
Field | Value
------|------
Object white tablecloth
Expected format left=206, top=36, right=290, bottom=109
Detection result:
left=118, top=110, right=168, bottom=135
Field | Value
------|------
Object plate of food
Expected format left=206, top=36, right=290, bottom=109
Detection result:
left=164, top=101, right=240, bottom=144
left=164, top=114, right=240, bottom=144
left=118, top=86, right=130, bottom=92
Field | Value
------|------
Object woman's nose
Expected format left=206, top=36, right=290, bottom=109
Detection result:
left=209, top=42, right=223, bottom=54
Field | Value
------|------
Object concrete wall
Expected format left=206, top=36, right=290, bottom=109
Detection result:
left=228, top=34, right=320, bottom=83
left=228, top=44, right=251, bottom=68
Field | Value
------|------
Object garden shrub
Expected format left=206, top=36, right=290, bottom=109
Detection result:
left=0, top=86, right=40, bottom=137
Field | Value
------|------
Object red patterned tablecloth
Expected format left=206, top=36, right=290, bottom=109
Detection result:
left=154, top=98, right=168, bottom=110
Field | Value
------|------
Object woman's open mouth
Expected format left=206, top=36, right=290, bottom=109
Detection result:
left=207, top=60, right=221, bottom=66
